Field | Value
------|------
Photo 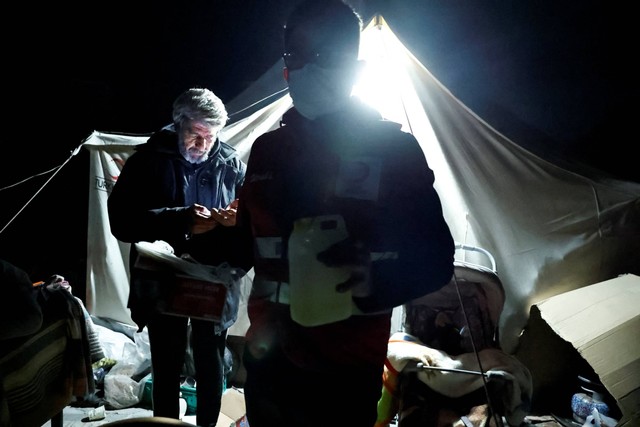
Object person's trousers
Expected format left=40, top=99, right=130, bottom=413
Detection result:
left=147, top=313, right=226, bottom=427
left=243, top=341, right=383, bottom=427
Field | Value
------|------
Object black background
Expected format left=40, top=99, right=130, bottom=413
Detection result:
left=1, top=1, right=636, bottom=296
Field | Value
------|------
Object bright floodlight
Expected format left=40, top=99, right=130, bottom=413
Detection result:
left=352, top=17, right=416, bottom=132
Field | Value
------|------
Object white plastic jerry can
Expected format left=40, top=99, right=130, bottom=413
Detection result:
left=288, top=214, right=353, bottom=327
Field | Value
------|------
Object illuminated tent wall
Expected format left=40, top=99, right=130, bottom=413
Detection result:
left=83, top=16, right=640, bottom=353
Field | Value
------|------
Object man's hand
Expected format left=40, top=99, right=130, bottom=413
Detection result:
left=190, top=199, right=240, bottom=234
left=316, top=237, right=371, bottom=297
left=189, top=204, right=218, bottom=234
left=209, top=198, right=239, bottom=227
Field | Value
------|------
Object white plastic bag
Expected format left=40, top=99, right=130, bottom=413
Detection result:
left=103, top=329, right=151, bottom=409
left=582, top=408, right=618, bottom=427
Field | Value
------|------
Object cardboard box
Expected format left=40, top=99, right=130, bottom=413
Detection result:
left=215, top=387, right=248, bottom=427
left=516, top=273, right=639, bottom=426
left=163, top=275, right=228, bottom=321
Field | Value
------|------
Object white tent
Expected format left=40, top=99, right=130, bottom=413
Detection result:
left=82, top=16, right=640, bottom=354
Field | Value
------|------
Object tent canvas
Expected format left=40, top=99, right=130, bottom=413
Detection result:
left=82, top=16, right=640, bottom=355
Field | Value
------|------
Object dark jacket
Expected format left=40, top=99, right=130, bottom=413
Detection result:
left=107, top=125, right=252, bottom=329
left=240, top=101, right=455, bottom=310
left=237, top=100, right=455, bottom=367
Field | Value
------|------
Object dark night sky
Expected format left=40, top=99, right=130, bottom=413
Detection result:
left=1, top=0, right=636, bottom=288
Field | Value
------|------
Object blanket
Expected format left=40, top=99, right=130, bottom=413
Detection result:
left=376, top=332, right=532, bottom=427
left=0, top=284, right=95, bottom=427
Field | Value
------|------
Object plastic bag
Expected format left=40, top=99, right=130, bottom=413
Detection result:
left=103, top=329, right=151, bottom=409
left=582, top=408, right=618, bottom=427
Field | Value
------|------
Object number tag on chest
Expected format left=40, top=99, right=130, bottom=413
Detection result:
left=334, top=156, right=381, bottom=201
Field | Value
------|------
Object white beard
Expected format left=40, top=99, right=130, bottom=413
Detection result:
left=180, top=144, right=209, bottom=164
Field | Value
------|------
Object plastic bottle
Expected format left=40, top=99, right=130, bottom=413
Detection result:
left=571, top=376, right=610, bottom=423
left=288, top=214, right=352, bottom=326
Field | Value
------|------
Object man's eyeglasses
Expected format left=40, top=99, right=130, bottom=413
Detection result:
left=283, top=51, right=353, bottom=71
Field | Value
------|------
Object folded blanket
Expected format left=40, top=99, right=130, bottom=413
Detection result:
left=376, top=332, right=532, bottom=427
left=1, top=283, right=96, bottom=426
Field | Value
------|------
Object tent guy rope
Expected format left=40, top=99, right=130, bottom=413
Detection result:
left=0, top=144, right=83, bottom=235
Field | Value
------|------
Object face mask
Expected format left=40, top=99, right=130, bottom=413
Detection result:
left=287, top=63, right=354, bottom=120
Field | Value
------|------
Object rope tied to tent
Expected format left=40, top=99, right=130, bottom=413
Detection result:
left=0, top=145, right=83, bottom=235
